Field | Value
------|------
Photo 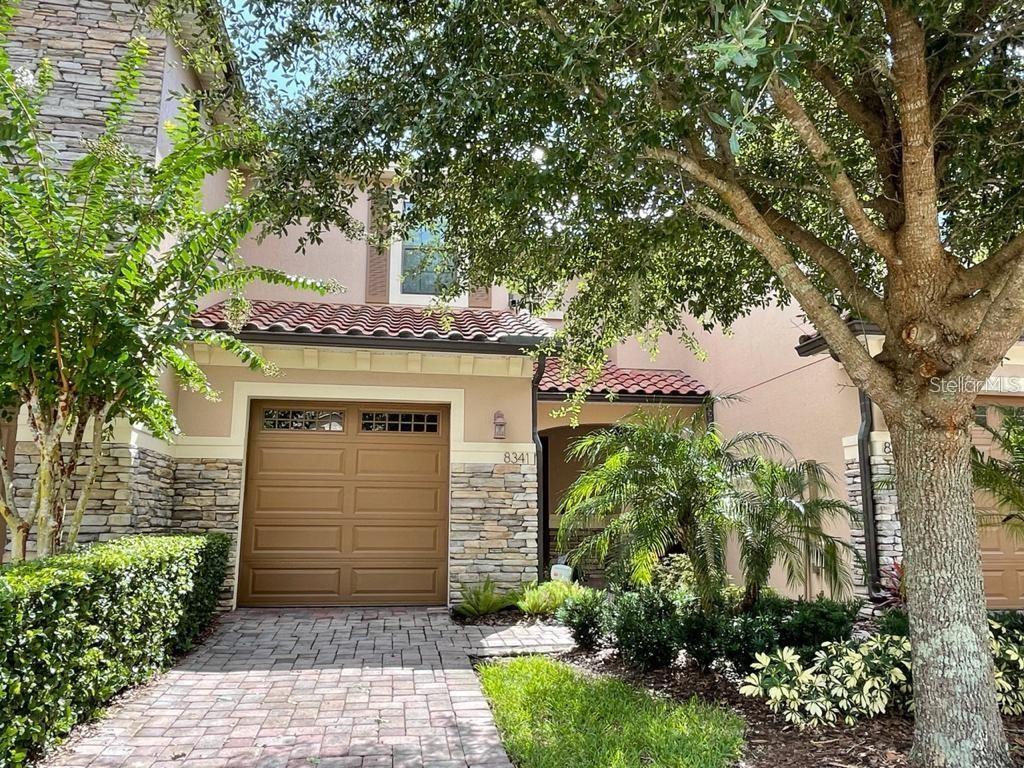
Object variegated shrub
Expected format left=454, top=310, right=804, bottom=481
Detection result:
left=743, top=620, right=1024, bottom=728
left=740, top=635, right=912, bottom=728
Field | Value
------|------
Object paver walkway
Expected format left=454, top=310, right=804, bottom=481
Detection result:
left=41, top=608, right=573, bottom=768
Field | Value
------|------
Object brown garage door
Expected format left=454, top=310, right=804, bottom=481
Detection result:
left=238, top=400, right=449, bottom=606
left=979, top=507, right=1024, bottom=610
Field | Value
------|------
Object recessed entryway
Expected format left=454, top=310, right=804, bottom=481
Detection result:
left=238, top=400, right=450, bottom=606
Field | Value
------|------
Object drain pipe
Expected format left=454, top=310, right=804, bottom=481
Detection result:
left=857, top=390, right=884, bottom=600
left=532, top=353, right=549, bottom=582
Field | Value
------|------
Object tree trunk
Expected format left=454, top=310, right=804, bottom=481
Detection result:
left=33, top=438, right=59, bottom=558
left=742, top=581, right=761, bottom=611
left=10, top=521, right=28, bottom=563
left=889, top=416, right=1011, bottom=768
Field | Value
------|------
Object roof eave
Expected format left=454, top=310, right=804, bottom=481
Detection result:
left=197, top=327, right=549, bottom=356
left=537, top=391, right=708, bottom=405
left=795, top=320, right=882, bottom=358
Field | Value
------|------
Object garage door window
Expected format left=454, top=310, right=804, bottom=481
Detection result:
left=262, top=409, right=345, bottom=432
left=361, top=411, right=439, bottom=433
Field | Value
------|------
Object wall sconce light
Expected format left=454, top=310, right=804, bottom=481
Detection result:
left=493, top=411, right=507, bottom=440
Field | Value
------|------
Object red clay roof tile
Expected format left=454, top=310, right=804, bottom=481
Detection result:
left=193, top=300, right=555, bottom=345
left=538, top=358, right=708, bottom=400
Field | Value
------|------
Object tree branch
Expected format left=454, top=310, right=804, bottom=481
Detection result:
left=647, top=146, right=899, bottom=408
left=755, top=201, right=889, bottom=330
left=949, top=257, right=1024, bottom=402
left=0, top=437, right=19, bottom=521
left=802, top=60, right=898, bottom=206
left=953, top=230, right=1024, bottom=296
left=65, top=403, right=112, bottom=549
left=769, top=78, right=897, bottom=263
left=882, top=0, right=943, bottom=253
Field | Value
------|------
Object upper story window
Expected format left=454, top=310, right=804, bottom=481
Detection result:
left=389, top=205, right=469, bottom=306
left=400, top=224, right=454, bottom=296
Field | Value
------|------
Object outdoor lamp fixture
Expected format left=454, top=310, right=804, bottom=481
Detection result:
left=493, top=411, right=507, bottom=440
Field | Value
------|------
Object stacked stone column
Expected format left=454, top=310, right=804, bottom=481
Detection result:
left=449, top=462, right=539, bottom=603
left=844, top=432, right=902, bottom=597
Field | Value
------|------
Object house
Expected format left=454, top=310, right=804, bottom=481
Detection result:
left=4, top=0, right=1023, bottom=611
left=1, top=0, right=703, bottom=608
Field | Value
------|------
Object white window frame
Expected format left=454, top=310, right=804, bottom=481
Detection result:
left=389, top=200, right=468, bottom=306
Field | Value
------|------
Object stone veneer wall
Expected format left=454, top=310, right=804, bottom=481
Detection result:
left=11, top=441, right=175, bottom=547
left=449, top=462, right=539, bottom=603
left=9, top=443, right=242, bottom=607
left=846, top=449, right=902, bottom=598
left=6, top=0, right=166, bottom=164
left=170, top=459, right=244, bottom=603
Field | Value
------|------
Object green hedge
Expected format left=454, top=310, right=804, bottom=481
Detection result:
left=0, top=533, right=230, bottom=767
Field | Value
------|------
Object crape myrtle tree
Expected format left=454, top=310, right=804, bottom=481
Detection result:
left=234, top=0, right=1024, bottom=764
left=0, top=14, right=332, bottom=560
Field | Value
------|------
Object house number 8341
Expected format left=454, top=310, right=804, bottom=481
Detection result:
left=504, top=451, right=535, bottom=464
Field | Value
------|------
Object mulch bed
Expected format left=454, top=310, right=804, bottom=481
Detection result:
left=452, top=608, right=558, bottom=627
left=558, top=648, right=1024, bottom=768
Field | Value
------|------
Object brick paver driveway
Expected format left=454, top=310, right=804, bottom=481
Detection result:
left=42, top=608, right=573, bottom=768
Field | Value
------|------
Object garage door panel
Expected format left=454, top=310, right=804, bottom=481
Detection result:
left=353, top=485, right=443, bottom=517
left=350, top=566, right=441, bottom=597
left=351, top=525, right=442, bottom=555
left=355, top=447, right=443, bottom=477
left=256, top=446, right=346, bottom=474
left=240, top=400, right=449, bottom=607
left=254, top=486, right=346, bottom=513
left=252, top=525, right=343, bottom=553
left=247, top=567, right=342, bottom=598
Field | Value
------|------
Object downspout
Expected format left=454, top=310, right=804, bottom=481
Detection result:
left=858, top=390, right=884, bottom=600
left=532, top=353, right=549, bottom=582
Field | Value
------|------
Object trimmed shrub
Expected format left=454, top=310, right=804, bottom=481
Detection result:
left=714, top=610, right=785, bottom=670
left=606, top=586, right=683, bottom=670
left=678, top=594, right=860, bottom=670
left=778, top=597, right=861, bottom=654
left=677, top=606, right=724, bottom=668
left=875, top=607, right=910, bottom=637
left=455, top=577, right=517, bottom=618
left=516, top=580, right=583, bottom=617
left=874, top=609, right=1024, bottom=640
left=555, top=587, right=607, bottom=650
left=0, top=534, right=230, bottom=766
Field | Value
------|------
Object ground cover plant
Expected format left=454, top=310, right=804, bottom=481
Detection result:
left=454, top=577, right=517, bottom=619
left=516, top=580, right=583, bottom=617
left=478, top=655, right=745, bottom=768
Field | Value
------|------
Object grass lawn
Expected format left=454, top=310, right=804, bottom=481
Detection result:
left=478, top=656, right=745, bottom=768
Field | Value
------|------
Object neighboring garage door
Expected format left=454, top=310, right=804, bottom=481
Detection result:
left=979, top=505, right=1024, bottom=610
left=239, top=400, right=449, bottom=606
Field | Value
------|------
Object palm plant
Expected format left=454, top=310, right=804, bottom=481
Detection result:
left=728, top=458, right=856, bottom=609
left=972, top=407, right=1024, bottom=536
left=557, top=407, right=783, bottom=607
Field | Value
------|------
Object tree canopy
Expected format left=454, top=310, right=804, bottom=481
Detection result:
left=235, top=0, right=1024, bottom=403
